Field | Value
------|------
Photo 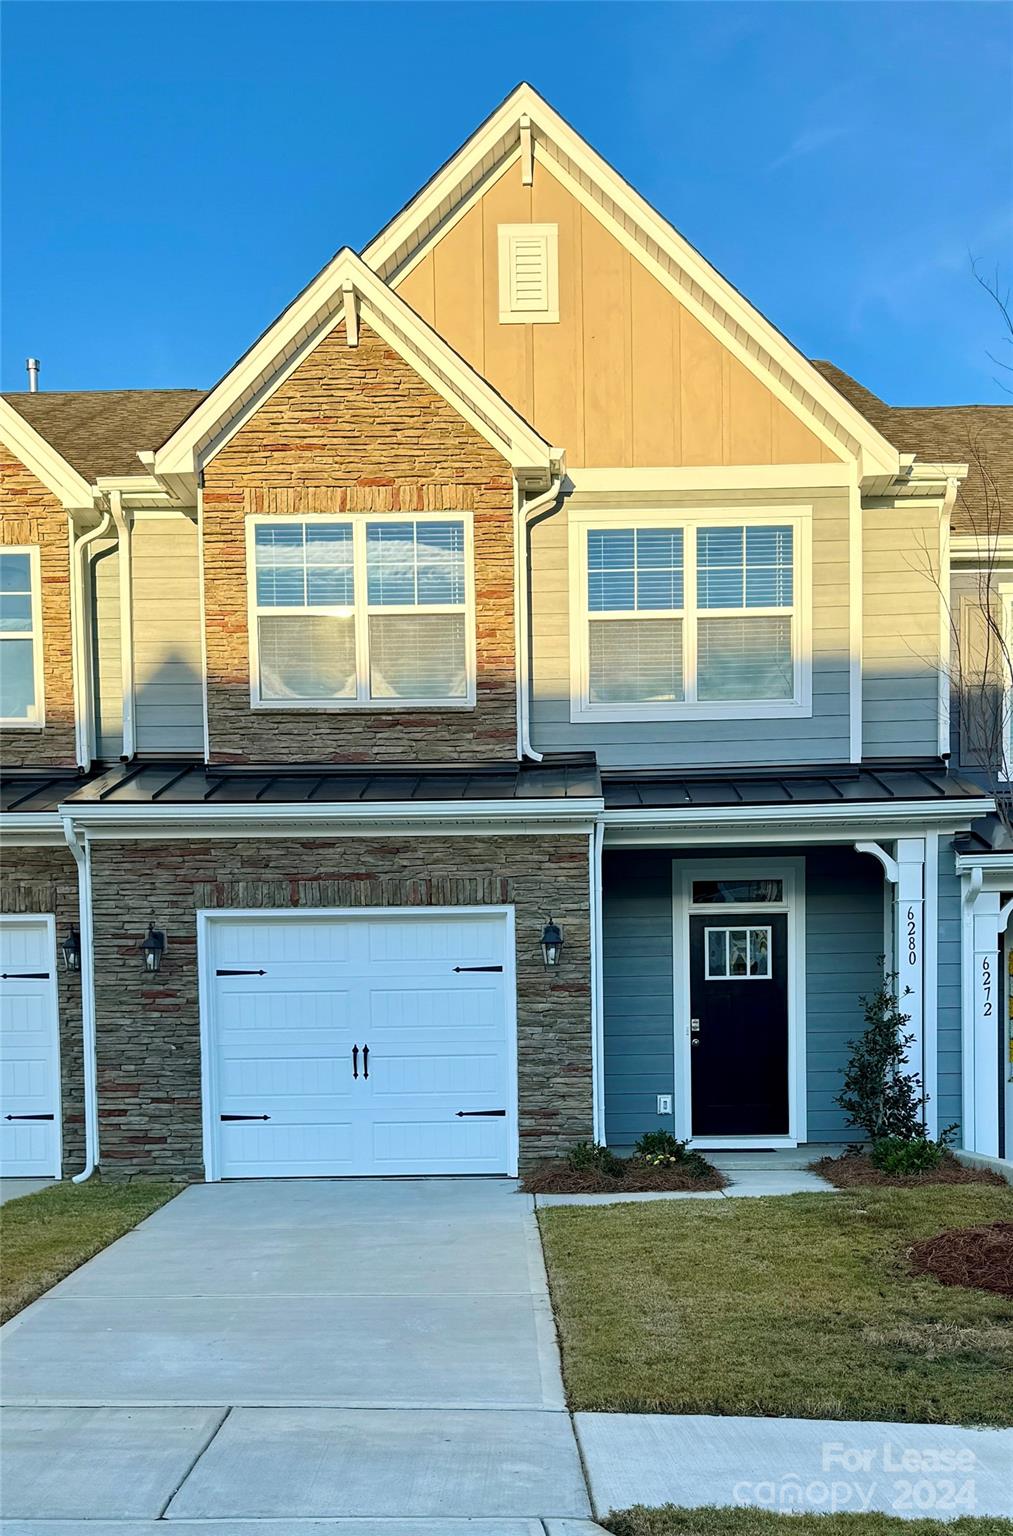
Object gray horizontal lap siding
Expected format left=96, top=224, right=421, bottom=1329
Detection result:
left=530, top=488, right=851, bottom=769
left=861, top=507, right=942, bottom=759
left=937, top=837, right=963, bottom=1135
left=602, top=846, right=891, bottom=1147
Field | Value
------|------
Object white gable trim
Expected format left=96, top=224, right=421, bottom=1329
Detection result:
left=0, top=397, right=96, bottom=510
left=362, top=85, right=900, bottom=487
left=154, top=249, right=560, bottom=492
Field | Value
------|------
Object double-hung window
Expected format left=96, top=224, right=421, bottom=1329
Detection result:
left=573, top=510, right=808, bottom=719
left=249, top=516, right=473, bottom=707
left=0, top=547, right=42, bottom=725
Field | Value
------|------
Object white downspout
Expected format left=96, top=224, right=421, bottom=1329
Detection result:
left=515, top=470, right=563, bottom=761
left=62, top=814, right=98, bottom=1182
left=589, top=817, right=605, bottom=1142
left=108, top=491, right=135, bottom=759
left=71, top=507, right=113, bottom=769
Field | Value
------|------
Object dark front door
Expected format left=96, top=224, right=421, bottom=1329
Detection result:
left=689, top=912, right=789, bottom=1136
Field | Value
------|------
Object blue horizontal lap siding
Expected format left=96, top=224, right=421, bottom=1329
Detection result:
left=937, top=838, right=963, bottom=1136
left=603, top=847, right=889, bottom=1147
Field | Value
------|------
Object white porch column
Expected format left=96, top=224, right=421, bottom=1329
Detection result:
left=963, top=884, right=1006, bottom=1158
left=894, top=838, right=925, bottom=1086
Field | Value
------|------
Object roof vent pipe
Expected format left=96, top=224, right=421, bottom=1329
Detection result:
left=26, top=357, right=40, bottom=392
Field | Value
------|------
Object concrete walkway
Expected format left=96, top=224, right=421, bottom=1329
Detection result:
left=0, top=1179, right=54, bottom=1207
left=0, top=1179, right=594, bottom=1526
left=535, top=1163, right=836, bottom=1206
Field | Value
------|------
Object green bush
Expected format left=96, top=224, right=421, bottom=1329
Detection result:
left=567, top=1140, right=626, bottom=1178
left=870, top=1135, right=944, bottom=1175
left=634, top=1130, right=713, bottom=1179
left=837, top=972, right=929, bottom=1141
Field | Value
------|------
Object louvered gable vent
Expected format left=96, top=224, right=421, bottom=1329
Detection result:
left=498, top=223, right=559, bottom=324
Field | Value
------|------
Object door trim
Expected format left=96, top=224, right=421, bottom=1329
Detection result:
left=671, top=858, right=806, bottom=1149
left=0, top=913, right=62, bottom=1179
left=196, top=905, right=518, bottom=1181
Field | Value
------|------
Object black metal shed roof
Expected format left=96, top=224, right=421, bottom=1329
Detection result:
left=601, top=763, right=989, bottom=811
left=0, top=771, right=95, bottom=815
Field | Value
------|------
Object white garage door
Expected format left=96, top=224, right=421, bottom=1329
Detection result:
left=0, top=918, right=61, bottom=1178
left=204, top=911, right=514, bottom=1179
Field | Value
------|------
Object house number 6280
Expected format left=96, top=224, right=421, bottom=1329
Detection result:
left=906, top=907, right=918, bottom=966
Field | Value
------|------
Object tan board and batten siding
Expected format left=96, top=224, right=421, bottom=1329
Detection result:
left=394, top=157, right=840, bottom=470
left=91, top=516, right=204, bottom=758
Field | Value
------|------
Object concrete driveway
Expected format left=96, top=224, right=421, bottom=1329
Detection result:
left=0, top=1178, right=594, bottom=1528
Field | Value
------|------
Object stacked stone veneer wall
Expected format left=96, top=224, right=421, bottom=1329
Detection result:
left=203, top=320, right=518, bottom=764
left=0, top=845, right=84, bottom=1174
left=89, top=834, right=592, bottom=1177
left=0, top=447, right=76, bottom=766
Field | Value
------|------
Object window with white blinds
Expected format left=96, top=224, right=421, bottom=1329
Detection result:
left=574, top=514, right=806, bottom=718
left=0, top=548, right=42, bottom=724
left=249, top=517, right=472, bottom=707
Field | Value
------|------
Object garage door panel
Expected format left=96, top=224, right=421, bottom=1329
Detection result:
left=207, top=913, right=511, bottom=1179
left=0, top=919, right=60, bottom=1178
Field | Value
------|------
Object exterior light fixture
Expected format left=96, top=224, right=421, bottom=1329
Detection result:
left=61, top=925, right=81, bottom=973
left=140, top=923, right=167, bottom=973
left=540, top=916, right=563, bottom=969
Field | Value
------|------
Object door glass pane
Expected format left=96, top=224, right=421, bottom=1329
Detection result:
left=728, top=929, right=749, bottom=976
left=0, top=639, right=36, bottom=718
left=749, top=928, right=770, bottom=976
left=706, top=928, right=727, bottom=978
left=692, top=879, right=783, bottom=905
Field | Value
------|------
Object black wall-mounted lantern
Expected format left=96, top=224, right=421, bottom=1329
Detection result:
left=140, top=923, right=167, bottom=973
left=61, top=925, right=81, bottom=973
left=540, top=916, right=563, bottom=969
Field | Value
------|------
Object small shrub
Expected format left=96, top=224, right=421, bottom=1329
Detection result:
left=871, top=1135, right=945, bottom=1175
left=837, top=971, right=929, bottom=1141
left=566, top=1140, right=626, bottom=1179
left=634, top=1130, right=713, bottom=1179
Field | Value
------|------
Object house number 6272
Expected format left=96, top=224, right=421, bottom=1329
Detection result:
left=981, top=954, right=993, bottom=1018
left=906, top=907, right=918, bottom=966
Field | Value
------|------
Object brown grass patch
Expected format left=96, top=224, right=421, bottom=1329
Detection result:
left=812, top=1151, right=1006, bottom=1189
left=522, top=1156, right=726, bottom=1194
left=908, top=1220, right=1013, bottom=1296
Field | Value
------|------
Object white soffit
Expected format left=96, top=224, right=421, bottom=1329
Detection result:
left=0, top=397, right=96, bottom=510
left=362, top=84, right=901, bottom=486
left=153, top=248, right=559, bottom=490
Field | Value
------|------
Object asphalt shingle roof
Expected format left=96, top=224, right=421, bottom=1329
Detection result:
left=812, top=361, right=1013, bottom=536
left=2, top=389, right=205, bottom=483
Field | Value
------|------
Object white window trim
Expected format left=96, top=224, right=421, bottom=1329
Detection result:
left=497, top=223, right=560, bottom=324
left=568, top=504, right=812, bottom=723
left=674, top=856, right=806, bottom=1150
left=0, top=544, right=45, bottom=729
left=245, top=512, right=477, bottom=712
left=703, top=924, right=772, bottom=981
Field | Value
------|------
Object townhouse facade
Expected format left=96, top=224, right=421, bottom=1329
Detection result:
left=1, top=85, right=1011, bottom=1184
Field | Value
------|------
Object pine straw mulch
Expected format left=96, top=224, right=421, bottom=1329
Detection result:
left=812, top=1151, right=1008, bottom=1190
left=908, top=1221, right=1013, bottom=1296
left=522, top=1156, right=727, bottom=1195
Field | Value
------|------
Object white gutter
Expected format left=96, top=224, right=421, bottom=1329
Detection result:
left=70, top=509, right=113, bottom=769
left=515, top=470, right=563, bottom=761
left=61, top=815, right=98, bottom=1182
left=108, top=490, right=135, bottom=759
left=58, top=796, right=604, bottom=834
left=604, top=798, right=995, bottom=830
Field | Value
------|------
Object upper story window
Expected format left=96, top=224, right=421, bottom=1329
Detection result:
left=248, top=515, right=474, bottom=709
left=571, top=508, right=810, bottom=722
left=498, top=224, right=559, bottom=324
left=0, top=547, right=42, bottom=726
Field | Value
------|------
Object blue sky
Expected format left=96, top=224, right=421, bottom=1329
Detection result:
left=2, top=1, right=1011, bottom=403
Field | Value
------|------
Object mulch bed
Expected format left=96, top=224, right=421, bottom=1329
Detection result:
left=812, top=1152, right=1008, bottom=1190
left=908, top=1221, right=1013, bottom=1297
left=522, top=1157, right=727, bottom=1194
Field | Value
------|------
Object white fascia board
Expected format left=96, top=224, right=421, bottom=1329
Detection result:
left=60, top=797, right=604, bottom=838
left=0, top=398, right=96, bottom=511
left=154, top=248, right=557, bottom=489
left=603, top=798, right=994, bottom=833
left=363, top=84, right=899, bottom=486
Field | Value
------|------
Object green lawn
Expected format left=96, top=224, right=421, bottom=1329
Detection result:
left=604, top=1509, right=1013, bottom=1536
left=0, top=1179, right=178, bottom=1323
left=538, top=1186, right=1013, bottom=1425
